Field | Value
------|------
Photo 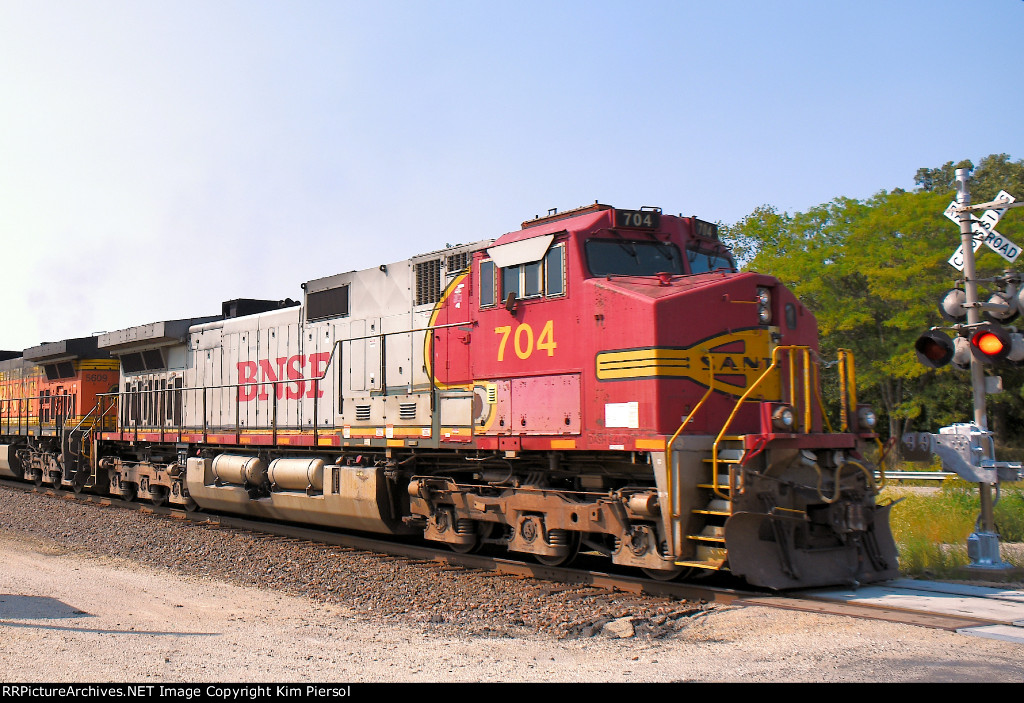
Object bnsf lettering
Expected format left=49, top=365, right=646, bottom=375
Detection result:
left=237, top=353, right=331, bottom=401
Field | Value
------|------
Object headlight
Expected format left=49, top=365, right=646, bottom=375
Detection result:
left=856, top=405, right=877, bottom=430
left=757, top=287, right=772, bottom=324
left=771, top=404, right=795, bottom=431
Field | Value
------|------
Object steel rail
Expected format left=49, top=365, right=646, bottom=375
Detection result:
left=2, top=479, right=1013, bottom=632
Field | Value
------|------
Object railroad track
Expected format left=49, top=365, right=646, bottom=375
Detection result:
left=5, top=479, right=1024, bottom=640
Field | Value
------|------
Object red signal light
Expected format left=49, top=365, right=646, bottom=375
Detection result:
left=968, top=324, right=1024, bottom=365
left=914, top=330, right=955, bottom=368
left=975, top=332, right=1005, bottom=356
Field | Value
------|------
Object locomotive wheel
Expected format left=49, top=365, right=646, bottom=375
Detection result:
left=31, top=470, right=43, bottom=487
left=151, top=487, right=168, bottom=507
left=448, top=522, right=494, bottom=554
left=534, top=532, right=581, bottom=567
left=641, top=566, right=687, bottom=582
left=449, top=540, right=479, bottom=554
left=121, top=482, right=138, bottom=502
left=183, top=496, right=199, bottom=512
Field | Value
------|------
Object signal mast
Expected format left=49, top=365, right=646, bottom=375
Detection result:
left=909, top=168, right=1023, bottom=574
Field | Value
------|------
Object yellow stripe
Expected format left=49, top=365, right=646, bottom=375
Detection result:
left=595, top=330, right=779, bottom=398
left=440, top=427, right=471, bottom=436
left=78, top=360, right=119, bottom=371
left=550, top=439, right=576, bottom=449
left=635, top=438, right=666, bottom=451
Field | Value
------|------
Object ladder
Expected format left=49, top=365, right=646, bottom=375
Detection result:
left=674, top=436, right=745, bottom=572
left=63, top=398, right=116, bottom=491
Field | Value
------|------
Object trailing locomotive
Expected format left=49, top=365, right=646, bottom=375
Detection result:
left=0, top=203, right=898, bottom=589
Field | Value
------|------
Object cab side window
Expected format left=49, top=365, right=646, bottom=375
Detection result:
left=481, top=242, right=566, bottom=309
left=544, top=244, right=565, bottom=296
left=480, top=259, right=496, bottom=307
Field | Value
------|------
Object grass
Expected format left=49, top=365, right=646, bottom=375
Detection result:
left=882, top=478, right=1024, bottom=577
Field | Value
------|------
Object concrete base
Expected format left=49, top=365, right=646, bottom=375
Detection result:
left=953, top=565, right=1024, bottom=583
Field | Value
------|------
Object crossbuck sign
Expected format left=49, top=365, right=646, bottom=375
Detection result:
left=947, top=190, right=1020, bottom=271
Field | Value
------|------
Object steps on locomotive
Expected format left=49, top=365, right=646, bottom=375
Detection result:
left=677, top=437, right=745, bottom=573
left=63, top=426, right=100, bottom=489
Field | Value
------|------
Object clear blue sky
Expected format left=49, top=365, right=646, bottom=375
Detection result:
left=1, top=0, right=1021, bottom=349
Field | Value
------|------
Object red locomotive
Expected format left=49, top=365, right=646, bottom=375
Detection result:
left=0, top=204, right=897, bottom=589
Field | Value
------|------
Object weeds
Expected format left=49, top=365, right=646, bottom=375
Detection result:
left=883, top=478, right=1024, bottom=576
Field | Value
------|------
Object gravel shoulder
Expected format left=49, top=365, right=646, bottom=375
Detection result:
left=2, top=487, right=1024, bottom=683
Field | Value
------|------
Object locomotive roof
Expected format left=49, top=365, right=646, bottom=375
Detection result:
left=98, top=317, right=219, bottom=352
left=494, top=207, right=610, bottom=247
left=302, top=239, right=492, bottom=294
left=24, top=336, right=108, bottom=362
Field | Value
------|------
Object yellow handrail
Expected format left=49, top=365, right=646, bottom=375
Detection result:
left=801, top=348, right=812, bottom=432
left=662, top=345, right=869, bottom=519
left=837, top=349, right=857, bottom=432
left=873, top=438, right=889, bottom=490
left=665, top=370, right=717, bottom=519
left=811, top=359, right=834, bottom=433
left=711, top=345, right=813, bottom=499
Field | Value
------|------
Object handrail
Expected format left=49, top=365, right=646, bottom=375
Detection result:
left=665, top=370, right=717, bottom=520
left=69, top=397, right=115, bottom=436
left=873, top=437, right=889, bottom=489
left=837, top=349, right=856, bottom=432
left=0, top=392, right=75, bottom=437
left=96, top=318, right=477, bottom=440
left=800, top=347, right=812, bottom=432
left=711, top=345, right=812, bottom=499
left=810, top=357, right=834, bottom=433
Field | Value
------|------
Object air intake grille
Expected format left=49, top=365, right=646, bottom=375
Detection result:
left=355, top=405, right=371, bottom=421
left=399, top=403, right=417, bottom=420
left=415, top=260, right=442, bottom=305
left=446, top=251, right=471, bottom=274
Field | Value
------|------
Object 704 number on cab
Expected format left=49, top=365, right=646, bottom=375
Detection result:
left=494, top=321, right=556, bottom=361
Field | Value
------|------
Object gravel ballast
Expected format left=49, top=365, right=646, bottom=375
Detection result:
left=2, top=485, right=1024, bottom=682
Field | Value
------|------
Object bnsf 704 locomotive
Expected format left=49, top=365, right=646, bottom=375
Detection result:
left=0, top=204, right=897, bottom=589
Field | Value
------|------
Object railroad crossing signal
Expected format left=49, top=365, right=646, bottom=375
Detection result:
left=921, top=172, right=1023, bottom=573
left=947, top=190, right=1019, bottom=270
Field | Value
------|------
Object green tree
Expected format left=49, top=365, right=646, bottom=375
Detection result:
left=722, top=155, right=1024, bottom=443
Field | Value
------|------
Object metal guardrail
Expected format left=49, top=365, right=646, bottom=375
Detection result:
left=875, top=471, right=953, bottom=481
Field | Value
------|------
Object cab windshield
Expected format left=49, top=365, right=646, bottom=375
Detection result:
left=585, top=239, right=685, bottom=277
left=686, top=245, right=736, bottom=273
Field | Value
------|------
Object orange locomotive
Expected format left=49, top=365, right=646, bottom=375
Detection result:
left=0, top=338, right=117, bottom=488
left=0, top=204, right=898, bottom=589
